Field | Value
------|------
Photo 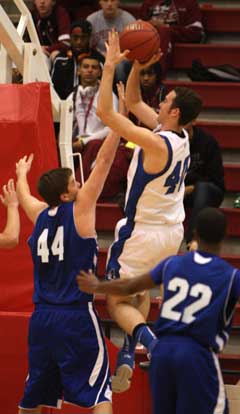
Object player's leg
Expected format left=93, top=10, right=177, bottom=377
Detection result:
left=19, top=311, right=63, bottom=412
left=19, top=406, right=42, bottom=414
left=93, top=401, right=112, bottom=414
left=176, top=339, right=229, bottom=414
left=149, top=338, right=176, bottom=414
left=58, top=306, right=112, bottom=409
left=107, top=223, right=184, bottom=392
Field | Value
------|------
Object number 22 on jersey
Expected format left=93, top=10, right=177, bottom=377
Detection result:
left=37, top=226, right=64, bottom=263
left=161, top=277, right=213, bottom=324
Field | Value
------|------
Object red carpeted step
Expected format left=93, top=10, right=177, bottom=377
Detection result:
left=163, top=80, right=240, bottom=109
left=225, top=164, right=240, bottom=192
left=123, top=5, right=240, bottom=33
left=96, top=203, right=240, bottom=236
left=94, top=294, right=240, bottom=328
left=196, top=121, right=240, bottom=150
left=172, top=43, right=240, bottom=69
left=202, top=6, right=240, bottom=33
left=97, top=248, right=240, bottom=278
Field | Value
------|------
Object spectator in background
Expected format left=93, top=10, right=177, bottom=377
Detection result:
left=72, top=72, right=130, bottom=203
left=184, top=122, right=225, bottom=250
left=71, top=54, right=118, bottom=151
left=139, top=0, right=205, bottom=77
left=57, top=0, right=98, bottom=20
left=31, top=0, right=71, bottom=64
left=51, top=20, right=104, bottom=99
left=0, top=179, right=19, bottom=249
left=130, top=61, right=166, bottom=128
left=87, top=0, right=136, bottom=84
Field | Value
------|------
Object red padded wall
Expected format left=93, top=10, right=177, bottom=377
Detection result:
left=0, top=83, right=58, bottom=312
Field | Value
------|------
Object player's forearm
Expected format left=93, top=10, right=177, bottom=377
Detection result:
left=95, top=130, right=120, bottom=172
left=96, top=278, right=136, bottom=296
left=16, top=174, right=32, bottom=207
left=125, top=63, right=142, bottom=109
left=0, top=205, right=20, bottom=248
left=97, top=62, right=116, bottom=122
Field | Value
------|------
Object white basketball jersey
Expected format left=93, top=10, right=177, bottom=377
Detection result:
left=125, top=129, right=190, bottom=226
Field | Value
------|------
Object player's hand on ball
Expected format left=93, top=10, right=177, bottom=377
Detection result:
left=134, top=50, right=163, bottom=70
left=105, top=30, right=129, bottom=66
left=76, top=269, right=100, bottom=294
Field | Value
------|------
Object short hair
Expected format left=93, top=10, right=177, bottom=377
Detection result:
left=171, top=87, right=203, bottom=125
left=195, top=207, right=227, bottom=244
left=71, top=19, right=92, bottom=35
left=38, top=168, right=72, bottom=207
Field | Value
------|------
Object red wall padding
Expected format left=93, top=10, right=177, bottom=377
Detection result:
left=0, top=82, right=59, bottom=312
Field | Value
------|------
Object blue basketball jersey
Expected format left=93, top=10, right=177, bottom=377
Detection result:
left=150, top=251, right=240, bottom=352
left=29, top=202, right=98, bottom=306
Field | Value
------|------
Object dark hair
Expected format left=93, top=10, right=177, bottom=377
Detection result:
left=195, top=207, right=227, bottom=244
left=71, top=19, right=92, bottom=35
left=171, top=87, right=203, bottom=125
left=140, top=61, right=162, bottom=85
left=38, top=168, right=72, bottom=207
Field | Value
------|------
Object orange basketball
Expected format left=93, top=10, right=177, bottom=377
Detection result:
left=119, top=20, right=160, bottom=63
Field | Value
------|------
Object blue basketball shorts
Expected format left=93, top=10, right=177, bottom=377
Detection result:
left=149, top=335, right=228, bottom=414
left=19, top=303, right=112, bottom=410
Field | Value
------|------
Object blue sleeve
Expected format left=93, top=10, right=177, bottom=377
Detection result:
left=232, top=269, right=240, bottom=300
left=149, top=257, right=171, bottom=285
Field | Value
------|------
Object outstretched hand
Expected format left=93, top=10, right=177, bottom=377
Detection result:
left=105, top=30, right=129, bottom=67
left=117, top=81, right=128, bottom=117
left=76, top=269, right=100, bottom=294
left=0, top=179, right=18, bottom=208
left=16, top=154, right=34, bottom=177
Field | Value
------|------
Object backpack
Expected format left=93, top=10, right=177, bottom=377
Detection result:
left=188, top=59, right=240, bottom=82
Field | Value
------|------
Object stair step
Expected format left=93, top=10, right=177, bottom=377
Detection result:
left=172, top=44, right=240, bottom=69
left=225, top=164, right=240, bottom=192
left=202, top=6, right=240, bottom=33
left=97, top=248, right=240, bottom=278
left=163, top=80, right=240, bottom=109
left=96, top=204, right=240, bottom=235
left=196, top=121, right=240, bottom=150
left=123, top=4, right=240, bottom=33
left=94, top=294, right=240, bottom=326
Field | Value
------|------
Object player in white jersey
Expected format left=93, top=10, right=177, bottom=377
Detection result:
left=96, top=31, right=203, bottom=393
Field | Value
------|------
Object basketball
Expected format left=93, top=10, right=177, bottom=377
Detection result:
left=119, top=20, right=160, bottom=63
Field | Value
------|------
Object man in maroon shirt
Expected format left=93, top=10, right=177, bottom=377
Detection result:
left=140, top=0, right=205, bottom=77
left=31, top=0, right=71, bottom=61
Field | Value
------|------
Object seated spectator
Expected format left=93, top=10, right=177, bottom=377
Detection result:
left=71, top=53, right=118, bottom=150
left=130, top=61, right=166, bottom=128
left=51, top=20, right=104, bottom=99
left=184, top=122, right=225, bottom=250
left=71, top=61, right=130, bottom=202
left=87, top=0, right=136, bottom=84
left=139, top=0, right=205, bottom=77
left=139, top=62, right=166, bottom=113
left=31, top=0, right=71, bottom=64
left=57, top=0, right=98, bottom=20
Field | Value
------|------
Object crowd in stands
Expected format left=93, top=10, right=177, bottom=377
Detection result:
left=19, top=0, right=229, bottom=241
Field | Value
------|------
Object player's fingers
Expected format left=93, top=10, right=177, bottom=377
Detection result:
left=8, top=178, right=14, bottom=191
left=28, top=153, right=34, bottom=164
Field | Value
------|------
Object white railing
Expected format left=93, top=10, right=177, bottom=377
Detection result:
left=0, top=0, right=77, bottom=175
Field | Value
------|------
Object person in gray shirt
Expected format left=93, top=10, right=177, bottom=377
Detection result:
left=87, top=0, right=135, bottom=84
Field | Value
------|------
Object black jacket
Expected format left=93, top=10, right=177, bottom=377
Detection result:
left=185, top=126, right=225, bottom=193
